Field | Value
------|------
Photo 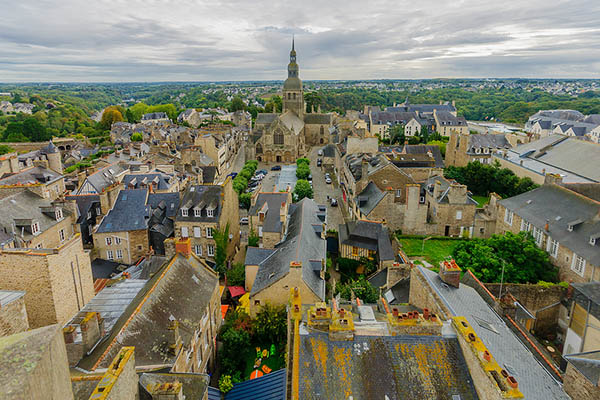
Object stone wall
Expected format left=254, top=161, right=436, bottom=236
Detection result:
left=563, top=360, right=600, bottom=400
left=89, top=347, right=138, bottom=400
left=408, top=268, right=450, bottom=320
left=0, top=294, right=29, bottom=336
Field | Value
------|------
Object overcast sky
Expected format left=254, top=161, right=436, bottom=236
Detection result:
left=1, top=0, right=599, bottom=82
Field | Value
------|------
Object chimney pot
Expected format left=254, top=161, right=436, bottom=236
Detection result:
left=483, top=350, right=491, bottom=362
left=468, top=332, right=477, bottom=342
left=392, top=308, right=399, bottom=317
left=507, top=376, right=518, bottom=389
left=175, top=238, right=191, bottom=258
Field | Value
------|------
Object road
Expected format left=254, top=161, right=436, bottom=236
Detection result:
left=308, top=146, right=345, bottom=231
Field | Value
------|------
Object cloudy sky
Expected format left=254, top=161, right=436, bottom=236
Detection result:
left=1, top=0, right=599, bottom=82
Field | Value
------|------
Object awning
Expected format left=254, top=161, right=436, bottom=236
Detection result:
left=228, top=286, right=246, bottom=298
left=221, top=305, right=230, bottom=320
left=219, top=285, right=225, bottom=297
left=237, top=293, right=250, bottom=314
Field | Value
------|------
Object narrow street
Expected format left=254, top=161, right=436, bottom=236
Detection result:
left=307, top=146, right=345, bottom=231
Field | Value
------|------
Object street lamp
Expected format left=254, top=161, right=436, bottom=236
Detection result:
left=421, top=236, right=432, bottom=257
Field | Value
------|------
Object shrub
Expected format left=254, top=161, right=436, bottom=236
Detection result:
left=219, top=375, right=234, bottom=393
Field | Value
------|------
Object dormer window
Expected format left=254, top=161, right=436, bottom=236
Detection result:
left=31, top=222, right=41, bottom=235
left=207, top=208, right=214, bottom=218
left=55, top=208, right=63, bottom=221
left=181, top=208, right=189, bottom=217
left=194, top=208, right=201, bottom=217
left=484, top=148, right=489, bottom=154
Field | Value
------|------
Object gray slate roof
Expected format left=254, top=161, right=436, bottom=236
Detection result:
left=0, top=165, right=62, bottom=186
left=250, top=198, right=326, bottom=300
left=563, top=350, right=600, bottom=386
left=80, top=163, right=128, bottom=194
left=338, top=220, right=394, bottom=261
left=467, top=134, right=511, bottom=153
left=499, top=184, right=600, bottom=265
left=249, top=192, right=289, bottom=233
left=66, top=194, right=100, bottom=223
left=96, top=189, right=150, bottom=233
left=122, top=173, right=174, bottom=191
left=356, top=181, right=386, bottom=216
left=255, top=113, right=278, bottom=125
left=418, top=266, right=569, bottom=400
left=245, top=247, right=276, bottom=266
left=303, top=113, right=332, bottom=125
left=435, top=110, right=467, bottom=126
left=147, top=192, right=180, bottom=219
left=176, top=185, right=222, bottom=222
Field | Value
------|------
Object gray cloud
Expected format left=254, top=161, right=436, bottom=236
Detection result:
left=0, top=0, right=599, bottom=81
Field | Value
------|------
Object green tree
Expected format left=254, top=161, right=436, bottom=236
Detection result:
left=239, top=193, right=251, bottom=210
left=230, top=96, right=245, bottom=112
left=335, top=276, right=379, bottom=303
left=131, top=132, right=143, bottom=142
left=128, top=102, right=149, bottom=122
left=296, top=163, right=310, bottom=180
left=125, top=109, right=135, bottom=123
left=213, top=223, right=230, bottom=275
left=389, top=124, right=405, bottom=145
left=452, top=231, right=558, bottom=284
left=227, top=262, right=246, bottom=286
left=296, top=158, right=310, bottom=166
left=11, top=93, right=22, bottom=103
left=0, top=145, right=14, bottom=155
left=248, top=228, right=260, bottom=247
left=220, top=328, right=251, bottom=374
left=419, top=125, right=430, bottom=143
left=253, top=303, right=287, bottom=345
left=429, top=140, right=446, bottom=157
left=294, top=179, right=313, bottom=201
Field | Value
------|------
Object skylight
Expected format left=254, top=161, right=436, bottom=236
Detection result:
left=474, top=316, right=499, bottom=334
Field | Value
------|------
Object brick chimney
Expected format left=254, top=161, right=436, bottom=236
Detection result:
left=175, top=238, right=191, bottom=258
left=439, top=259, right=461, bottom=288
left=148, top=382, right=184, bottom=400
left=544, top=173, right=563, bottom=186
left=33, top=159, right=49, bottom=169
left=167, top=320, right=182, bottom=355
left=80, top=312, right=102, bottom=352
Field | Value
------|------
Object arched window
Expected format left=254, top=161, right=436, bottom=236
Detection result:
left=256, top=143, right=263, bottom=154
left=293, top=93, right=296, bottom=100
left=274, top=132, right=284, bottom=145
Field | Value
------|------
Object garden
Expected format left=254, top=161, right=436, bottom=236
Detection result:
left=396, top=235, right=468, bottom=267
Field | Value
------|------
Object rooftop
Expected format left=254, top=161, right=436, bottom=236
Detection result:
left=96, top=189, right=150, bottom=233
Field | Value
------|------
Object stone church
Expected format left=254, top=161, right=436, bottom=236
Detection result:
left=247, top=40, right=333, bottom=163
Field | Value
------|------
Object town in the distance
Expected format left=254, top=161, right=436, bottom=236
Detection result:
left=1, top=40, right=600, bottom=400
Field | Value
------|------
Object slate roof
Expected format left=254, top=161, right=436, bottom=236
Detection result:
left=370, top=111, right=416, bottom=125
left=0, top=290, right=25, bottom=307
left=66, top=194, right=100, bottom=223
left=356, top=181, right=386, bottom=216
left=177, top=185, right=222, bottom=222
left=499, top=184, right=600, bottom=265
left=122, top=173, right=174, bottom=191
left=322, top=144, right=336, bottom=157
left=91, top=258, right=122, bottom=279
left=250, top=198, right=326, bottom=300
left=80, top=253, right=218, bottom=369
left=571, top=281, right=600, bottom=322
left=467, top=134, right=511, bottom=153
left=381, top=144, right=445, bottom=168
left=563, top=350, right=600, bottom=385
left=147, top=192, right=180, bottom=219
left=386, top=102, right=456, bottom=114
left=224, top=368, right=287, bottom=400
left=345, top=153, right=387, bottom=181
left=298, top=330, right=478, bottom=399
left=303, top=113, right=332, bottom=125
left=255, top=113, right=278, bottom=125
left=245, top=247, right=276, bottom=265
left=435, top=110, right=467, bottom=126
left=0, top=165, right=62, bottom=186
left=96, top=189, right=150, bottom=233
left=418, top=266, right=569, bottom=400
left=280, top=111, right=304, bottom=134
left=199, top=166, right=218, bottom=184
left=79, top=163, right=128, bottom=194
left=339, top=220, right=394, bottom=261
left=249, top=192, right=289, bottom=233
left=139, top=373, right=209, bottom=400
left=142, top=112, right=168, bottom=120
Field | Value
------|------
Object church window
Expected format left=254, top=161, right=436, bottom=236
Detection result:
left=256, top=143, right=263, bottom=154
left=293, top=93, right=296, bottom=99
left=274, top=132, right=284, bottom=145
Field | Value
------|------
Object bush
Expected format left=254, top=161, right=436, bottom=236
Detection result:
left=227, top=262, right=246, bottom=286
left=131, top=132, right=142, bottom=141
left=248, top=229, right=259, bottom=247
left=219, top=375, right=234, bottom=393
left=253, top=303, right=287, bottom=345
left=220, top=328, right=251, bottom=374
left=335, top=276, right=379, bottom=303
left=296, top=158, right=310, bottom=167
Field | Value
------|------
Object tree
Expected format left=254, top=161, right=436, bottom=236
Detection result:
left=0, top=145, right=14, bottom=155
left=452, top=231, right=558, bottom=284
left=128, top=102, right=149, bottom=122
left=220, top=327, right=251, bottom=374
left=213, top=223, right=230, bottom=275
left=219, top=375, right=234, bottom=393
left=418, top=125, right=430, bottom=143
left=429, top=140, right=446, bottom=157
left=296, top=163, right=310, bottom=180
left=11, top=93, right=22, bottom=103
left=335, top=276, right=379, bottom=303
left=389, top=124, right=405, bottom=145
left=131, top=132, right=143, bottom=141
left=296, top=158, right=310, bottom=167
left=230, top=96, right=245, bottom=112
left=227, top=262, right=246, bottom=286
left=125, top=109, right=135, bottom=123
left=99, top=108, right=124, bottom=131
left=253, top=303, right=287, bottom=345
left=294, top=179, right=313, bottom=201
left=239, top=193, right=251, bottom=210
left=248, top=228, right=259, bottom=247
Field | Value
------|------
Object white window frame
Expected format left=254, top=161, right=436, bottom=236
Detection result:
left=105, top=237, right=112, bottom=246
left=395, top=189, right=402, bottom=198
left=206, top=227, right=213, bottom=238
left=258, top=226, right=263, bottom=237
left=504, top=209, right=513, bottom=226
left=194, top=208, right=201, bottom=217
left=207, top=244, right=215, bottom=257
left=547, top=238, right=559, bottom=258
left=194, top=227, right=202, bottom=238
left=55, top=208, right=63, bottom=221
left=114, top=236, right=121, bottom=245
left=456, top=210, right=462, bottom=220
left=87, top=211, right=92, bottom=219
left=520, top=219, right=530, bottom=232
left=207, top=208, right=214, bottom=217
left=116, top=249, right=123, bottom=260
left=194, top=245, right=202, bottom=256
left=181, top=226, right=189, bottom=238
left=181, top=208, right=189, bottom=217
left=107, top=250, right=114, bottom=260
left=59, top=229, right=65, bottom=242
left=96, top=207, right=101, bottom=215
left=571, top=254, right=586, bottom=277
left=31, top=222, right=41, bottom=235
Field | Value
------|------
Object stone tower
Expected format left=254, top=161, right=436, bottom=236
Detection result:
left=45, top=141, right=63, bottom=174
left=282, top=37, right=304, bottom=117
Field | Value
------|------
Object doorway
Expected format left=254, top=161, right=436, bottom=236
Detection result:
left=444, top=225, right=450, bottom=236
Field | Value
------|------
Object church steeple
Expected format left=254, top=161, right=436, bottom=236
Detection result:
left=283, top=36, right=303, bottom=116
left=288, top=36, right=298, bottom=78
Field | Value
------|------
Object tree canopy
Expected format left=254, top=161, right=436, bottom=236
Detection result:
left=294, top=179, right=313, bottom=201
left=451, top=231, right=558, bottom=284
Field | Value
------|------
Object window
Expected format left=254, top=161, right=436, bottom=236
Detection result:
left=352, top=246, right=359, bottom=256
left=194, top=208, right=201, bottom=217
left=116, top=249, right=123, bottom=259
left=206, top=227, right=213, bottom=238
left=456, top=210, right=462, bottom=220
left=207, top=244, right=215, bottom=256
left=207, top=208, right=214, bottom=217
left=115, top=237, right=121, bottom=245
left=532, top=227, right=544, bottom=247
left=59, top=229, right=65, bottom=242
left=504, top=209, right=513, bottom=225
left=547, top=239, right=559, bottom=258
left=88, top=225, right=93, bottom=235
left=395, top=189, right=402, bottom=198
left=194, top=227, right=202, bottom=238
left=87, top=211, right=92, bottom=219
left=520, top=219, right=530, bottom=232
left=31, top=222, right=40, bottom=235
left=194, top=245, right=202, bottom=256
left=55, top=208, right=63, bottom=220
left=274, top=132, right=284, bottom=145
left=254, top=300, right=261, bottom=306
left=105, top=237, right=112, bottom=246
left=258, top=226, right=263, bottom=237
left=572, top=254, right=586, bottom=277
left=181, top=226, right=189, bottom=237
left=181, top=208, right=189, bottom=217
left=96, top=207, right=101, bottom=215
left=35, top=242, right=43, bottom=249
left=107, top=250, right=114, bottom=260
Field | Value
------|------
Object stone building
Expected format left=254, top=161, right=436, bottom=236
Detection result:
left=0, top=164, right=65, bottom=200
left=495, top=181, right=600, bottom=283
left=247, top=40, right=333, bottom=163
left=0, top=233, right=94, bottom=328
left=338, top=220, right=395, bottom=269
left=248, top=190, right=292, bottom=248
left=245, top=198, right=326, bottom=315
left=446, top=132, right=512, bottom=167
left=562, top=281, right=600, bottom=356
left=433, top=109, right=468, bottom=136
left=0, top=290, right=28, bottom=336
left=563, top=349, right=600, bottom=400
left=175, top=178, right=240, bottom=262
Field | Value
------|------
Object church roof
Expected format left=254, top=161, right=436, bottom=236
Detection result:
left=283, top=76, right=302, bottom=90
left=255, top=113, right=278, bottom=125
left=280, top=111, right=304, bottom=134
left=304, top=113, right=332, bottom=125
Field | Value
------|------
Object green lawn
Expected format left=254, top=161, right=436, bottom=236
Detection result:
left=397, top=236, right=468, bottom=267
left=472, top=195, right=490, bottom=208
left=241, top=343, right=286, bottom=381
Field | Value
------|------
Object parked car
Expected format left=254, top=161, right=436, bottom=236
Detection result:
left=317, top=159, right=322, bottom=167
left=317, top=149, right=323, bottom=156
left=271, top=165, right=282, bottom=171
left=330, top=198, right=338, bottom=207
left=240, top=217, right=249, bottom=225
left=325, top=177, right=332, bottom=184
left=257, top=169, right=268, bottom=175
left=228, top=172, right=238, bottom=179
left=308, top=174, right=312, bottom=182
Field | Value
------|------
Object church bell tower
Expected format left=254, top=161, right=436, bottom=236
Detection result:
left=282, top=37, right=304, bottom=117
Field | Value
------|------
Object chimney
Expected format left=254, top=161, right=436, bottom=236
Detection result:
left=63, top=325, right=77, bottom=344
left=175, top=238, right=191, bottom=258
left=438, top=259, right=461, bottom=288
left=544, top=219, right=549, bottom=232
left=167, top=320, right=183, bottom=355
left=33, top=159, right=49, bottom=169
left=80, top=312, right=102, bottom=352
left=361, top=159, right=369, bottom=182
left=544, top=173, right=563, bottom=186
left=148, top=382, right=184, bottom=400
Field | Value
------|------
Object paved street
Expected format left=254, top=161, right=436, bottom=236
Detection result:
left=308, top=146, right=345, bottom=231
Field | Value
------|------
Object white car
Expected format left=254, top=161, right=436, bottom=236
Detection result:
left=317, top=149, right=323, bottom=156
left=240, top=217, right=249, bottom=225
left=325, top=177, right=332, bottom=184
